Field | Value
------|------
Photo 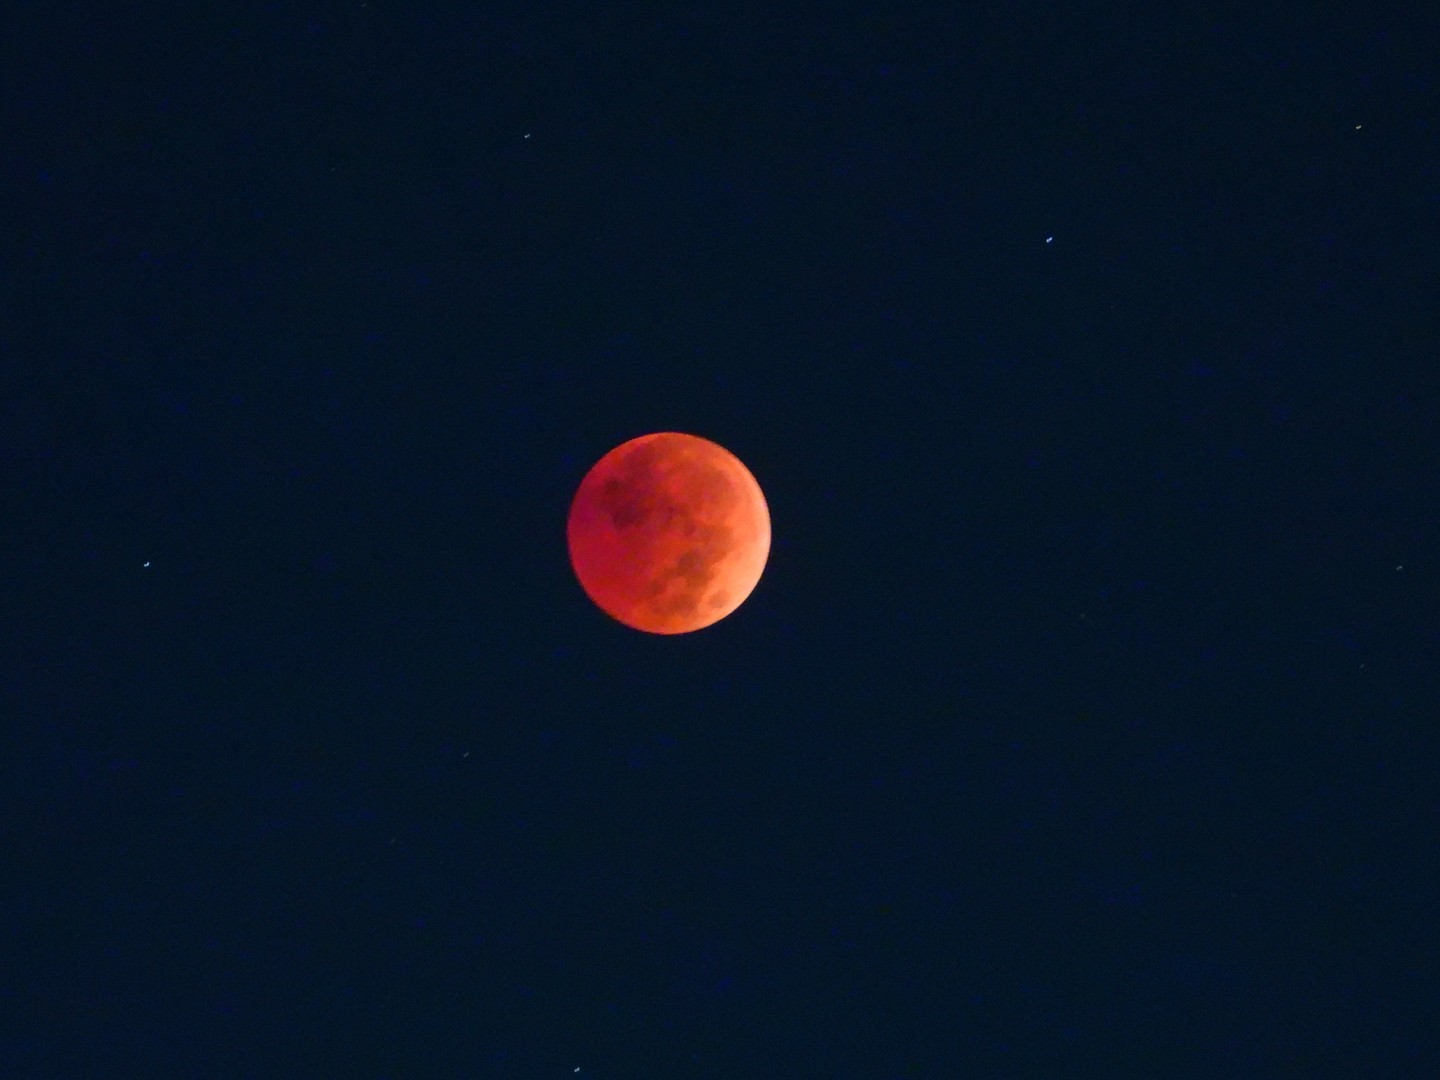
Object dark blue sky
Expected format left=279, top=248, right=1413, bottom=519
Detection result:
left=4, top=5, right=1437, bottom=1076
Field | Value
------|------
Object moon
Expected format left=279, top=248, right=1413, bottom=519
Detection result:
left=567, top=432, right=771, bottom=634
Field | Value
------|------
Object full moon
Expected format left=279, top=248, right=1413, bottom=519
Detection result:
left=567, top=432, right=771, bottom=634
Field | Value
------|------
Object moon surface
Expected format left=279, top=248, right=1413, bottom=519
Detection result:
left=567, top=432, right=771, bottom=634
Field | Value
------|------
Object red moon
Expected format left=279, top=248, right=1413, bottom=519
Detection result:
left=567, top=432, right=770, bottom=634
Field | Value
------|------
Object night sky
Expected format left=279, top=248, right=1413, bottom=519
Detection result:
left=4, top=5, right=1438, bottom=1077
